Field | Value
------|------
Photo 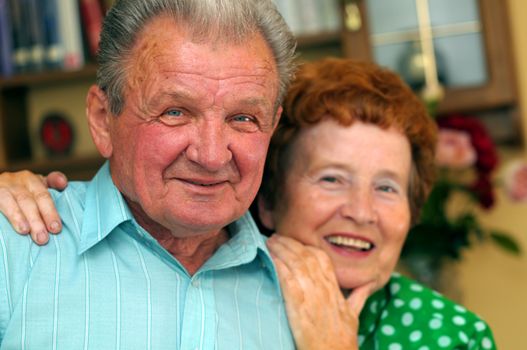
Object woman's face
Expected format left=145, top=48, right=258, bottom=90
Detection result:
left=271, top=119, right=412, bottom=292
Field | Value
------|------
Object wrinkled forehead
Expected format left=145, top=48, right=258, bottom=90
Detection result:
left=126, top=15, right=279, bottom=94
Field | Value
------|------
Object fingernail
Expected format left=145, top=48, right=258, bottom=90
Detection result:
left=37, top=232, right=49, bottom=244
left=50, top=221, right=60, bottom=232
left=18, top=222, right=29, bottom=233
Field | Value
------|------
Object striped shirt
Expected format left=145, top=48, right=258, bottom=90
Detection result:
left=0, top=162, right=294, bottom=350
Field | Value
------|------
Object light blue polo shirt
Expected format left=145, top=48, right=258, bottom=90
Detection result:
left=0, top=162, right=294, bottom=350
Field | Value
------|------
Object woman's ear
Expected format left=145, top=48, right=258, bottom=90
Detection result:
left=257, top=195, right=276, bottom=230
left=86, top=85, right=113, bottom=158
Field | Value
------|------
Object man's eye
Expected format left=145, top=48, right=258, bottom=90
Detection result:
left=165, top=109, right=183, bottom=117
left=232, top=115, right=253, bottom=123
left=229, top=114, right=259, bottom=132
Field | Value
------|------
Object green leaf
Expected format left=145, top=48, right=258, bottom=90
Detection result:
left=489, top=232, right=522, bottom=255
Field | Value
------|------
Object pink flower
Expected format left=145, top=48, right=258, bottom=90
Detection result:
left=503, top=160, right=527, bottom=202
left=435, top=129, right=477, bottom=169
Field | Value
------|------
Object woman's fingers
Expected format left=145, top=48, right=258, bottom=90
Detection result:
left=0, top=170, right=65, bottom=244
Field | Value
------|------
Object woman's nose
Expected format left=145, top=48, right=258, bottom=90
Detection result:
left=340, top=187, right=378, bottom=225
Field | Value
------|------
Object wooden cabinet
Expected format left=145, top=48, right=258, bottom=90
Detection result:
left=338, top=0, right=516, bottom=115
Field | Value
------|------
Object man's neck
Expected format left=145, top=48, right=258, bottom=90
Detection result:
left=125, top=197, right=230, bottom=275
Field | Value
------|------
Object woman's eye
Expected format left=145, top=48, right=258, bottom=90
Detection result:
left=320, top=176, right=339, bottom=183
left=377, top=184, right=398, bottom=193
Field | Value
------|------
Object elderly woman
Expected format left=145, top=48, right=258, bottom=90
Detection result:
left=0, top=59, right=495, bottom=349
left=258, top=58, right=496, bottom=349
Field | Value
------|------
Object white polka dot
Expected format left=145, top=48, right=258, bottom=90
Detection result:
left=389, top=343, right=402, bottom=350
left=458, top=331, right=469, bottom=344
left=468, top=339, right=476, bottom=348
left=432, top=299, right=445, bottom=309
left=410, top=298, right=423, bottom=310
left=438, top=336, right=452, bottom=347
left=393, top=299, right=405, bottom=308
left=410, top=283, right=424, bottom=292
left=410, top=330, right=422, bottom=342
left=382, top=325, right=395, bottom=336
left=381, top=310, right=389, bottom=319
left=429, top=318, right=442, bottom=330
left=402, top=312, right=414, bottom=326
left=358, top=335, right=365, bottom=346
left=453, top=315, right=466, bottom=326
left=369, top=323, right=376, bottom=332
left=482, top=337, right=493, bottom=349
left=475, top=321, right=487, bottom=332
left=418, top=346, right=430, bottom=350
left=370, top=301, right=378, bottom=313
left=390, top=283, right=401, bottom=295
left=432, top=312, right=444, bottom=320
left=455, top=305, right=467, bottom=313
left=392, top=272, right=401, bottom=278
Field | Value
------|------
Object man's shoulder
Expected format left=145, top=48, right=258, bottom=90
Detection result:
left=49, top=180, right=89, bottom=206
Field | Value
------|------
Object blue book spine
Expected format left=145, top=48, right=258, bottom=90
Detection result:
left=26, top=0, right=46, bottom=71
left=0, top=0, right=14, bottom=77
left=43, top=0, right=64, bottom=69
left=8, top=0, right=31, bottom=73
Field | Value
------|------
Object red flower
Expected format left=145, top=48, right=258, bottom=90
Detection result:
left=470, top=175, right=495, bottom=209
left=436, top=114, right=498, bottom=174
left=436, top=114, right=498, bottom=209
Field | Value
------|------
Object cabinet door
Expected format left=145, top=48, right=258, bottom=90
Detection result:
left=341, top=0, right=516, bottom=114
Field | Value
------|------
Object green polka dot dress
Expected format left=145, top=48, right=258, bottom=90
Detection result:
left=358, top=273, right=496, bottom=349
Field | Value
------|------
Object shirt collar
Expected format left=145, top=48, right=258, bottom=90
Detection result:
left=78, top=162, right=134, bottom=254
left=78, top=163, right=280, bottom=291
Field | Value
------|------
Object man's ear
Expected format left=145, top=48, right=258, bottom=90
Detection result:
left=86, top=85, right=113, bottom=158
left=257, top=195, right=276, bottom=230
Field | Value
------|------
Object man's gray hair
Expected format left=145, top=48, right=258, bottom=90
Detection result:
left=97, top=0, right=297, bottom=115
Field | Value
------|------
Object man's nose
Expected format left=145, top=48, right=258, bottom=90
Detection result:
left=340, top=187, right=378, bottom=225
left=185, top=120, right=233, bottom=171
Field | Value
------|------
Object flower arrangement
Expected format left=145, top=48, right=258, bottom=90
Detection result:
left=401, top=113, right=522, bottom=291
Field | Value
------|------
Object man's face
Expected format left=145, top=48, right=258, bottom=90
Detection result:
left=105, top=16, right=281, bottom=236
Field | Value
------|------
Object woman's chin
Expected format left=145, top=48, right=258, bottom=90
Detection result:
left=336, top=271, right=389, bottom=295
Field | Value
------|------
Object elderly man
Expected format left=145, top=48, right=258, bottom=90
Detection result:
left=0, top=0, right=297, bottom=348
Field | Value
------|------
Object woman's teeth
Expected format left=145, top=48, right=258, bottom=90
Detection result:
left=326, top=236, right=373, bottom=251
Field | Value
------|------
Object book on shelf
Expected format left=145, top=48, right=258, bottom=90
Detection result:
left=273, top=0, right=342, bottom=37
left=318, top=0, right=342, bottom=32
left=43, top=0, right=65, bottom=69
left=272, top=0, right=304, bottom=35
left=8, top=0, right=31, bottom=73
left=0, top=0, right=14, bottom=77
left=79, top=0, right=104, bottom=58
left=57, top=0, right=85, bottom=70
left=26, top=0, right=47, bottom=71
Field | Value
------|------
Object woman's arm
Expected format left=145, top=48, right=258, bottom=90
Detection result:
left=0, top=170, right=67, bottom=244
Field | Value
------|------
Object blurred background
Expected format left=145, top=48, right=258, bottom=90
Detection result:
left=0, top=0, right=526, bottom=348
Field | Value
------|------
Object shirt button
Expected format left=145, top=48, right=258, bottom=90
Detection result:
left=192, top=278, right=200, bottom=288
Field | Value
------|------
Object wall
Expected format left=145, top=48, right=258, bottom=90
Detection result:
left=458, top=1, right=527, bottom=349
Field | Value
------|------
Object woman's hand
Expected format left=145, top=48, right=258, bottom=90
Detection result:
left=0, top=170, right=67, bottom=244
left=266, top=234, right=372, bottom=350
